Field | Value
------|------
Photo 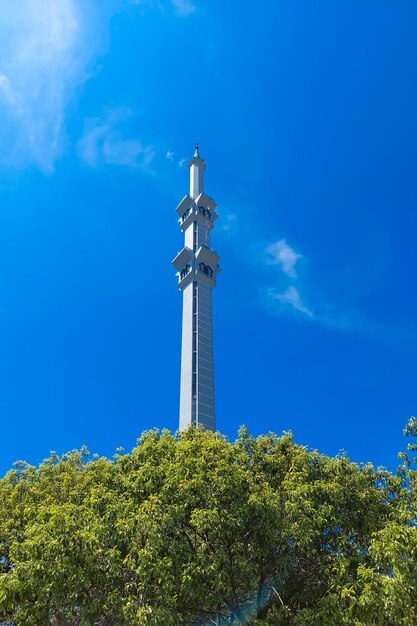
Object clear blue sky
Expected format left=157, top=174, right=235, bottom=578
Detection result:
left=0, top=0, right=416, bottom=475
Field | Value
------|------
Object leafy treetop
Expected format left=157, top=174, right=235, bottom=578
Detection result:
left=0, top=421, right=416, bottom=625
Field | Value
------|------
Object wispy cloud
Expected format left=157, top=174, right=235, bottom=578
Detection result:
left=0, top=0, right=86, bottom=171
left=266, top=239, right=302, bottom=278
left=221, top=214, right=237, bottom=232
left=263, top=239, right=314, bottom=319
left=267, top=286, right=313, bottom=318
left=166, top=150, right=187, bottom=168
left=262, top=237, right=416, bottom=348
left=264, top=283, right=417, bottom=346
left=128, top=0, right=196, bottom=16
left=171, top=0, right=196, bottom=15
left=0, top=1, right=195, bottom=172
left=78, top=109, right=155, bottom=170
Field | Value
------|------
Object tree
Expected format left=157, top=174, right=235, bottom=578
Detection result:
left=350, top=417, right=417, bottom=626
left=0, top=424, right=412, bottom=625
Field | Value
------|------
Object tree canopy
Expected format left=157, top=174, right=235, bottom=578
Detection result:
left=0, top=422, right=416, bottom=625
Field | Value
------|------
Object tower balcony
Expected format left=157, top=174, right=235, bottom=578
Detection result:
left=172, top=246, right=193, bottom=272
left=177, top=266, right=217, bottom=289
left=195, top=245, right=219, bottom=270
left=179, top=207, right=217, bottom=232
left=175, top=194, right=193, bottom=217
left=176, top=192, right=218, bottom=231
left=195, top=192, right=217, bottom=213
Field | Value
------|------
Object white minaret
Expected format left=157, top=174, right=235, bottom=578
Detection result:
left=172, top=145, right=220, bottom=431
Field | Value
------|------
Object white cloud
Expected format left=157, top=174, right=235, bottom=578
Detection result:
left=222, top=213, right=237, bottom=232
left=267, top=286, right=313, bottom=318
left=0, top=0, right=86, bottom=171
left=128, top=0, right=195, bottom=16
left=171, top=0, right=195, bottom=15
left=79, top=109, right=155, bottom=170
left=263, top=265, right=416, bottom=347
left=166, top=151, right=188, bottom=168
left=266, top=239, right=302, bottom=278
left=0, top=1, right=193, bottom=172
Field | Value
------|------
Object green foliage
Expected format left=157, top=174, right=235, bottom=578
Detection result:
left=0, top=422, right=415, bottom=625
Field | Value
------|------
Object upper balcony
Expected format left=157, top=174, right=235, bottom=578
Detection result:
left=172, top=246, right=193, bottom=272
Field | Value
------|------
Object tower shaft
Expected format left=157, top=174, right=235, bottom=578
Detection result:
left=179, top=280, right=215, bottom=430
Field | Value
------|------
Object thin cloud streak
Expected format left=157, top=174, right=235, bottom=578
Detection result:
left=171, top=0, right=196, bottom=15
left=266, top=239, right=302, bottom=278
left=263, top=238, right=416, bottom=348
left=166, top=150, right=187, bottom=167
left=78, top=109, right=155, bottom=170
left=128, top=0, right=196, bottom=16
left=221, top=213, right=237, bottom=232
left=267, top=286, right=313, bottom=318
left=264, top=286, right=416, bottom=347
left=0, top=0, right=84, bottom=171
left=0, top=1, right=195, bottom=172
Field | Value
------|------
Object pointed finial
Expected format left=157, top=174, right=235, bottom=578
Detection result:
left=194, top=143, right=200, bottom=159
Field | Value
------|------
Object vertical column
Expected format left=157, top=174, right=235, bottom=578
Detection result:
left=196, top=219, right=210, bottom=248
left=192, top=281, right=198, bottom=423
left=179, top=280, right=215, bottom=430
left=190, top=162, right=204, bottom=198
left=196, top=281, right=215, bottom=430
left=179, top=282, right=194, bottom=430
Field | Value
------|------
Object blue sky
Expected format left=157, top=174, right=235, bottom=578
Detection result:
left=0, top=0, right=416, bottom=475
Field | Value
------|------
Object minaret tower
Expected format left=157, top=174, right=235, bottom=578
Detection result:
left=172, top=145, right=220, bottom=431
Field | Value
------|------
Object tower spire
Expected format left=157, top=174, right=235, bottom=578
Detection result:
left=172, top=146, right=221, bottom=431
left=189, top=143, right=206, bottom=198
